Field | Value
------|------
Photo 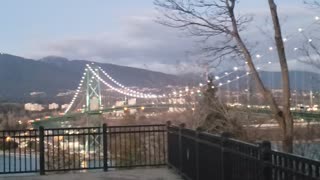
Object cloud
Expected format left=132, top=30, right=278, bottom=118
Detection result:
left=28, top=13, right=200, bottom=74
left=26, top=5, right=319, bottom=74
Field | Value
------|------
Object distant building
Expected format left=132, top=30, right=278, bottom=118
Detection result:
left=48, top=103, right=59, bottom=110
left=24, top=103, right=44, bottom=111
left=168, top=98, right=186, bottom=112
left=128, top=98, right=137, bottom=105
left=61, top=104, right=69, bottom=109
left=115, top=101, right=125, bottom=107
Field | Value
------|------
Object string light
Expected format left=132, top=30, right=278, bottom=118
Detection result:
left=64, top=15, right=320, bottom=114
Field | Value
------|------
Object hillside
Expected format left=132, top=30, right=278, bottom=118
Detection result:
left=0, top=54, right=190, bottom=102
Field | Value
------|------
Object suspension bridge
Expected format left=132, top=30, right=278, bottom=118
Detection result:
left=30, top=59, right=320, bottom=129
left=31, top=63, right=194, bottom=128
left=29, top=14, right=320, bottom=128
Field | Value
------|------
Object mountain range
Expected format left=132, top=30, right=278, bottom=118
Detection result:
left=0, top=54, right=193, bottom=103
left=0, top=53, right=319, bottom=103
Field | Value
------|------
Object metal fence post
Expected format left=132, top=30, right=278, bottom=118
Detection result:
left=166, top=121, right=171, bottom=166
left=103, top=123, right=108, bottom=172
left=221, top=132, right=232, bottom=180
left=260, top=141, right=271, bottom=180
left=178, top=123, right=185, bottom=172
left=195, top=129, right=200, bottom=180
left=39, top=126, right=45, bottom=175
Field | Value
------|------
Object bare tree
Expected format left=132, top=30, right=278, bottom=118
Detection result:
left=155, top=0, right=293, bottom=152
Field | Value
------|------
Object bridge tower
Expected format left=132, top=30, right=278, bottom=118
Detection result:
left=85, top=63, right=103, bottom=112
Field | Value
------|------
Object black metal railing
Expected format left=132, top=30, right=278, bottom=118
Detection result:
left=107, top=124, right=167, bottom=168
left=2, top=122, right=320, bottom=179
left=0, top=129, right=39, bottom=174
left=0, top=124, right=167, bottom=175
left=167, top=123, right=320, bottom=180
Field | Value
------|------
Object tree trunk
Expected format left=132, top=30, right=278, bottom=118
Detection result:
left=268, top=0, right=293, bottom=153
left=226, top=0, right=293, bottom=153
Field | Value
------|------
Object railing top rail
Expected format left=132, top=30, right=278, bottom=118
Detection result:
left=227, top=137, right=260, bottom=148
left=271, top=149, right=320, bottom=165
left=0, top=129, right=38, bottom=133
left=108, top=124, right=166, bottom=128
left=44, top=126, right=101, bottom=130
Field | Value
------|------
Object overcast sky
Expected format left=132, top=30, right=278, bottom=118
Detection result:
left=0, top=0, right=319, bottom=74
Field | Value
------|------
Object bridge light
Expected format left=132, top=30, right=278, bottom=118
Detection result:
left=5, top=136, right=11, bottom=142
left=298, top=28, right=303, bottom=32
left=124, top=107, right=128, bottom=111
left=141, top=106, right=145, bottom=110
left=233, top=67, right=238, bottom=71
left=315, top=16, right=320, bottom=21
left=269, top=47, right=273, bottom=51
left=215, top=76, right=219, bottom=80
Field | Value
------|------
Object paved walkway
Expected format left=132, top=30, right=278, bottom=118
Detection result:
left=0, top=168, right=182, bottom=180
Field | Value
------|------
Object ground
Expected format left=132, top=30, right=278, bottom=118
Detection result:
left=0, top=168, right=182, bottom=180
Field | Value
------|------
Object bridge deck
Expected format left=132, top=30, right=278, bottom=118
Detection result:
left=0, top=168, right=182, bottom=180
